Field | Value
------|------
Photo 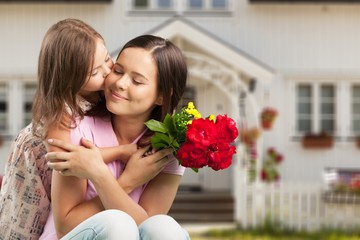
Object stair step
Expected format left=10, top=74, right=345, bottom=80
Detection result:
left=170, top=203, right=233, bottom=212
left=169, top=191, right=234, bottom=223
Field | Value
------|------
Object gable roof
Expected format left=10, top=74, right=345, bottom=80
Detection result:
left=147, top=16, right=275, bottom=82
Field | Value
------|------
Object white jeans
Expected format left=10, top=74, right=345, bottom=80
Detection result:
left=61, top=210, right=190, bottom=240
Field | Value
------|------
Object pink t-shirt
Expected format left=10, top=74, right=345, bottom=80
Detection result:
left=40, top=116, right=185, bottom=239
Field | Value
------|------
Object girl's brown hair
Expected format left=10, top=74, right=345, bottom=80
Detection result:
left=32, top=18, right=103, bottom=138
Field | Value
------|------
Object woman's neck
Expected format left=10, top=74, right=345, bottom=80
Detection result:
left=111, top=115, right=147, bottom=144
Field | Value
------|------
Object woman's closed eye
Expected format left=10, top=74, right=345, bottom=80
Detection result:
left=132, top=78, right=143, bottom=85
left=112, top=66, right=124, bottom=75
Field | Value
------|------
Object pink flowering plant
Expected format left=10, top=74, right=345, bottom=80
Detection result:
left=145, top=102, right=238, bottom=172
left=260, top=147, right=283, bottom=183
left=327, top=171, right=360, bottom=195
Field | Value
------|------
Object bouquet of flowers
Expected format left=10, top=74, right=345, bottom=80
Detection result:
left=145, top=102, right=238, bottom=172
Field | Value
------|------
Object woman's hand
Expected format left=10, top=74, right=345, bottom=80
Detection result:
left=118, top=147, right=173, bottom=193
left=46, top=138, right=108, bottom=180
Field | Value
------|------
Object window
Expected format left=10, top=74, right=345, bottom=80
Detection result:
left=131, top=0, right=174, bottom=10
left=352, top=85, right=360, bottom=135
left=158, top=0, right=172, bottom=8
left=0, top=83, right=7, bottom=132
left=212, top=0, right=227, bottom=9
left=295, top=83, right=336, bottom=135
left=23, top=83, right=37, bottom=127
left=320, top=85, right=335, bottom=133
left=134, top=0, right=148, bottom=7
left=297, top=84, right=312, bottom=133
left=188, top=0, right=203, bottom=8
left=128, top=0, right=233, bottom=16
left=186, top=0, right=230, bottom=11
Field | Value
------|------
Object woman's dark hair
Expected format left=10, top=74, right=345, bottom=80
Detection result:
left=32, top=18, right=104, bottom=138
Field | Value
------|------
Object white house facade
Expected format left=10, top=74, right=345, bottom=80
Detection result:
left=1, top=0, right=360, bottom=230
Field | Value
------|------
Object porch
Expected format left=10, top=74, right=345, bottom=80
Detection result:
left=169, top=190, right=234, bottom=223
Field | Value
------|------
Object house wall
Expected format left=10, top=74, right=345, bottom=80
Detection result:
left=0, top=0, right=359, bottom=184
left=1, top=1, right=360, bottom=76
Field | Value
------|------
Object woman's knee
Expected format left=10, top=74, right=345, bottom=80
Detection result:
left=99, top=210, right=139, bottom=239
left=139, top=215, right=189, bottom=240
left=64, top=210, right=139, bottom=240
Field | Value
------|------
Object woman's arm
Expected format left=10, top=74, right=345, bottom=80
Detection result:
left=139, top=173, right=181, bottom=216
left=46, top=138, right=175, bottom=234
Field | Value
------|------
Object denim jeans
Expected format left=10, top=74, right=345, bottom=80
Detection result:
left=139, top=214, right=190, bottom=240
left=61, top=210, right=190, bottom=240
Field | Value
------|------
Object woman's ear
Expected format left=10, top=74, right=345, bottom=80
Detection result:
left=155, top=95, right=163, bottom=106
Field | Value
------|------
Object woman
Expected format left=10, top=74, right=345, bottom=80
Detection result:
left=43, top=35, right=190, bottom=239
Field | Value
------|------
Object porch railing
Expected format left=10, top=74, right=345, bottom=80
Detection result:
left=236, top=182, right=360, bottom=231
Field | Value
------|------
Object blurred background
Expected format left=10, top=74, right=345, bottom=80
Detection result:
left=1, top=0, right=360, bottom=237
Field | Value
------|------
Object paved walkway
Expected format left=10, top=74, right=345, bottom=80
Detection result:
left=182, top=222, right=236, bottom=238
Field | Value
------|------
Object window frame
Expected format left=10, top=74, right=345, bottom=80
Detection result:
left=293, top=81, right=338, bottom=137
left=351, top=84, right=360, bottom=137
left=23, top=83, right=37, bottom=127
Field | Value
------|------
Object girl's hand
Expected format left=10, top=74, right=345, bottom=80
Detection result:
left=118, top=147, right=173, bottom=193
left=46, top=138, right=108, bottom=180
left=116, top=144, right=138, bottom=164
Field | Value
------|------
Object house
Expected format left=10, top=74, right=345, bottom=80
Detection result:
left=1, top=0, right=360, bottom=231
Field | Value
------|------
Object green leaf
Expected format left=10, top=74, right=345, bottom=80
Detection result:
left=171, top=139, right=180, bottom=149
left=152, top=142, right=169, bottom=149
left=191, top=168, right=199, bottom=173
left=156, top=132, right=173, bottom=144
left=145, top=119, right=168, bottom=133
left=151, top=132, right=170, bottom=145
left=163, top=114, right=173, bottom=129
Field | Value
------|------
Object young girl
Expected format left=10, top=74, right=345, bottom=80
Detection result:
left=43, top=35, right=190, bottom=239
left=0, top=19, right=169, bottom=239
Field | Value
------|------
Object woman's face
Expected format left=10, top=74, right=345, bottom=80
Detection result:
left=104, top=47, right=163, bottom=119
left=80, top=38, right=113, bottom=96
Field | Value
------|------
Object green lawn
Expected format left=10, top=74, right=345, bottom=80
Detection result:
left=189, top=228, right=360, bottom=240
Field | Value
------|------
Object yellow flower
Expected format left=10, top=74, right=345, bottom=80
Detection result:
left=194, top=112, right=201, bottom=119
left=187, top=102, right=195, bottom=109
left=209, top=114, right=216, bottom=123
left=186, top=108, right=201, bottom=119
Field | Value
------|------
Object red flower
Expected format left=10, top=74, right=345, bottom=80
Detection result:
left=176, top=142, right=208, bottom=168
left=207, top=143, right=236, bottom=171
left=275, top=155, right=283, bottom=163
left=261, top=170, right=268, bottom=181
left=215, top=115, right=238, bottom=142
left=186, top=118, right=217, bottom=146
